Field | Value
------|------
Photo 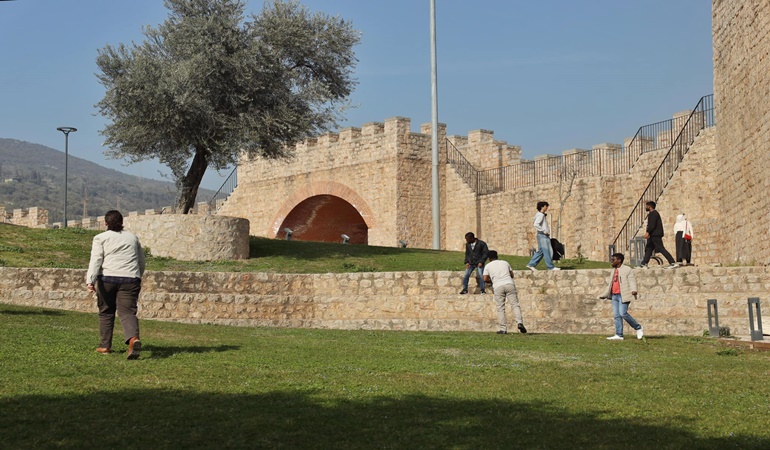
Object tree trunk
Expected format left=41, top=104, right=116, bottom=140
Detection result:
left=176, top=147, right=209, bottom=214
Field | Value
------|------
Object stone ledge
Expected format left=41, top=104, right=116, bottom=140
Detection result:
left=1, top=266, right=767, bottom=336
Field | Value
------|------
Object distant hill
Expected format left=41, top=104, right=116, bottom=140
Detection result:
left=0, top=138, right=216, bottom=223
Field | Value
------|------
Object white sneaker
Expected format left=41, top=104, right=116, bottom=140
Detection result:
left=527, top=266, right=537, bottom=272
left=664, top=263, right=678, bottom=269
left=637, top=264, right=649, bottom=269
left=637, top=327, right=644, bottom=340
left=606, top=335, right=624, bottom=340
left=549, top=267, right=561, bottom=271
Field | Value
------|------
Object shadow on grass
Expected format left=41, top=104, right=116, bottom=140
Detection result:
left=248, top=236, right=443, bottom=261
left=145, top=344, right=241, bottom=359
left=1, top=390, right=766, bottom=449
left=0, top=308, right=65, bottom=316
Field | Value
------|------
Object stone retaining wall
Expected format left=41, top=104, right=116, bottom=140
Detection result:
left=123, top=215, right=250, bottom=261
left=1, top=266, right=766, bottom=337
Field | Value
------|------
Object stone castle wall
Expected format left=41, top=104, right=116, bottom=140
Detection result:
left=219, top=119, right=403, bottom=246
left=480, top=127, right=719, bottom=264
left=221, top=109, right=718, bottom=262
left=0, top=203, right=217, bottom=231
left=713, top=0, right=770, bottom=265
left=0, top=206, right=48, bottom=228
left=1, top=266, right=766, bottom=337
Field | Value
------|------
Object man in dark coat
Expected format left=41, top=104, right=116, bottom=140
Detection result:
left=640, top=201, right=677, bottom=269
left=460, top=232, right=489, bottom=294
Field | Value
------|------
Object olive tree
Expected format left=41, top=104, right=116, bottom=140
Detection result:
left=96, top=0, right=360, bottom=213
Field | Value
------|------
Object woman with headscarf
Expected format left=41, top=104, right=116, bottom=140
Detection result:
left=673, top=214, right=694, bottom=266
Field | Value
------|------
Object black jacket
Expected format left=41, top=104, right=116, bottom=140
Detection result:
left=646, top=209, right=664, bottom=237
left=464, top=239, right=489, bottom=266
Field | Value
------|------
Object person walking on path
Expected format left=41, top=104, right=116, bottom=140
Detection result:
left=599, top=253, right=644, bottom=340
left=639, top=201, right=677, bottom=269
left=483, top=250, right=527, bottom=334
left=674, top=214, right=694, bottom=266
left=86, top=210, right=146, bottom=359
left=460, top=232, right=489, bottom=294
left=526, top=201, right=560, bottom=271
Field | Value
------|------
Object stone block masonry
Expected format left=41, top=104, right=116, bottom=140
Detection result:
left=217, top=101, right=720, bottom=264
left=713, top=0, right=770, bottom=264
left=0, top=206, right=48, bottom=228
left=124, top=214, right=250, bottom=261
left=2, top=266, right=767, bottom=337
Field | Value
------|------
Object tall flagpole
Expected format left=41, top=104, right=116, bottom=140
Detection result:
left=430, top=0, right=441, bottom=249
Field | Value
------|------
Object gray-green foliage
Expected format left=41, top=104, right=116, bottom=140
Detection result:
left=95, top=0, right=360, bottom=213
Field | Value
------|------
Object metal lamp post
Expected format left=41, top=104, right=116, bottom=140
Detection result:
left=56, top=127, right=77, bottom=227
left=429, top=0, right=441, bottom=249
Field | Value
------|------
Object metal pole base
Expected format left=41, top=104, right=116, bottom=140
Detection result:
left=748, top=297, right=764, bottom=341
left=707, top=299, right=720, bottom=337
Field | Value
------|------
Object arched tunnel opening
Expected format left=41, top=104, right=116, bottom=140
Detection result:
left=278, top=195, right=368, bottom=244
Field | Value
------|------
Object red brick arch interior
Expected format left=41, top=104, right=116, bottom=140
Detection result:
left=278, top=195, right=368, bottom=244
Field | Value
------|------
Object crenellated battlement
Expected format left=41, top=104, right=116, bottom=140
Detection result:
left=240, top=107, right=699, bottom=184
left=1, top=202, right=217, bottom=230
left=0, top=206, right=48, bottom=228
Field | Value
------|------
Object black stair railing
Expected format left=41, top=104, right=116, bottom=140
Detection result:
left=462, top=96, right=714, bottom=193
left=611, top=94, right=714, bottom=252
left=208, top=166, right=238, bottom=212
left=446, top=138, right=479, bottom=193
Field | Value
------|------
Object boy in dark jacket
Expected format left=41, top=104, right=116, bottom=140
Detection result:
left=639, top=201, right=677, bottom=269
left=460, top=232, right=488, bottom=294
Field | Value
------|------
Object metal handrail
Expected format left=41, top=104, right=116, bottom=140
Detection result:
left=208, top=166, right=238, bottom=212
left=448, top=95, right=714, bottom=195
left=610, top=94, right=714, bottom=252
left=445, top=139, right=479, bottom=192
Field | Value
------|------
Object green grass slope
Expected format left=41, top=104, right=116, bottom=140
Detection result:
left=0, top=223, right=609, bottom=273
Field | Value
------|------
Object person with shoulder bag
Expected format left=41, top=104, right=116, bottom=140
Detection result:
left=674, top=214, right=693, bottom=266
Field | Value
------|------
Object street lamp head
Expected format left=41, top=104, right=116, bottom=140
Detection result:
left=56, top=127, right=77, bottom=134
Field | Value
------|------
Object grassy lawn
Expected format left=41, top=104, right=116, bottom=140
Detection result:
left=0, top=223, right=609, bottom=272
left=1, top=304, right=769, bottom=449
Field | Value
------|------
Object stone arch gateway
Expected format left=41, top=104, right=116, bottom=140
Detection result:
left=268, top=181, right=375, bottom=244
left=276, top=194, right=369, bottom=244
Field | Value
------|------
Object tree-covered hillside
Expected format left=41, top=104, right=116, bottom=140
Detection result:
left=0, top=138, right=216, bottom=223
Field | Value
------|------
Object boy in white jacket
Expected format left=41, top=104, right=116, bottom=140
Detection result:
left=599, top=253, right=644, bottom=340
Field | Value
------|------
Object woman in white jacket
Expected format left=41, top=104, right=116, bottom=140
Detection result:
left=673, top=214, right=694, bottom=266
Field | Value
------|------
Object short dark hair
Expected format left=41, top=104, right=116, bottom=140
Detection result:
left=488, top=250, right=498, bottom=260
left=105, top=210, right=124, bottom=232
left=611, top=253, right=625, bottom=263
left=465, top=232, right=475, bottom=240
left=536, top=201, right=549, bottom=211
left=646, top=201, right=656, bottom=209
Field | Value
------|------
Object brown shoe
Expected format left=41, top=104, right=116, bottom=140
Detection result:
left=96, top=347, right=111, bottom=354
left=127, top=337, right=141, bottom=360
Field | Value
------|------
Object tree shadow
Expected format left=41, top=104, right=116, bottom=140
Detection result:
left=1, top=390, right=766, bottom=449
left=0, top=308, right=64, bottom=316
left=144, top=344, right=241, bottom=359
left=248, top=236, right=448, bottom=261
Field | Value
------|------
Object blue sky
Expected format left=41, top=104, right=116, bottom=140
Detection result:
left=0, top=0, right=713, bottom=190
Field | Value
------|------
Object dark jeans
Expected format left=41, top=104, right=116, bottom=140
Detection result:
left=96, top=277, right=141, bottom=349
left=642, top=236, right=675, bottom=265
